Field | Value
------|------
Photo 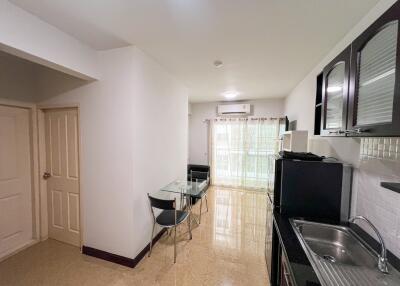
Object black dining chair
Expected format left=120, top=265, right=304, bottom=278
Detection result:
left=147, top=194, right=192, bottom=263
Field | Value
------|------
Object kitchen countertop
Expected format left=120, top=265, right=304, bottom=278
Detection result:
left=273, top=211, right=322, bottom=286
left=273, top=211, right=400, bottom=286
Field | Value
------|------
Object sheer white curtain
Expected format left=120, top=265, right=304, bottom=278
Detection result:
left=210, top=117, right=283, bottom=190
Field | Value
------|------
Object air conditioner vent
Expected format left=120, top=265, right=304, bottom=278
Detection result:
left=217, top=104, right=251, bottom=115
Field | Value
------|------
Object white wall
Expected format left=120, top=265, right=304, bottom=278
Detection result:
left=0, top=50, right=87, bottom=103
left=0, top=1, right=187, bottom=260
left=39, top=46, right=188, bottom=258
left=0, top=0, right=99, bottom=80
left=130, top=48, right=188, bottom=256
left=0, top=51, right=38, bottom=102
left=284, top=0, right=400, bottom=257
left=189, top=98, right=284, bottom=165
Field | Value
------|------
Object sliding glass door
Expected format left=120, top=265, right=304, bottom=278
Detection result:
left=211, top=118, right=283, bottom=190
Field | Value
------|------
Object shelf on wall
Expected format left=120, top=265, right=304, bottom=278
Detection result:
left=381, top=182, right=400, bottom=194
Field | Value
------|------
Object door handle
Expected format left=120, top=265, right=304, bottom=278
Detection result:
left=43, top=172, right=51, bottom=180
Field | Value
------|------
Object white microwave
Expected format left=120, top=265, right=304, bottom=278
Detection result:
left=280, top=130, right=308, bottom=152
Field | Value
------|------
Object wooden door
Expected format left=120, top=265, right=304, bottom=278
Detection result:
left=44, top=108, right=80, bottom=246
left=0, top=105, right=33, bottom=259
left=280, top=252, right=294, bottom=286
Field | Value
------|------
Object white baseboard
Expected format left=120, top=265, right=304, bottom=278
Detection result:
left=0, top=239, right=39, bottom=263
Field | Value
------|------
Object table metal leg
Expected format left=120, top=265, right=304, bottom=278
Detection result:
left=186, top=194, right=198, bottom=226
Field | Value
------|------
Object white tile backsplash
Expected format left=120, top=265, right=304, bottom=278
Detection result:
left=354, top=137, right=400, bottom=258
left=360, top=137, right=400, bottom=160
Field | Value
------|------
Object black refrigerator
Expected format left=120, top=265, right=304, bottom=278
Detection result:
left=273, top=157, right=352, bottom=222
left=265, top=157, right=352, bottom=285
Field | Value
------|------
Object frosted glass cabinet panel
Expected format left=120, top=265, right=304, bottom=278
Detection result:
left=348, top=1, right=400, bottom=136
left=317, top=1, right=400, bottom=137
left=356, top=21, right=397, bottom=126
left=326, top=63, right=345, bottom=129
left=321, top=47, right=350, bottom=136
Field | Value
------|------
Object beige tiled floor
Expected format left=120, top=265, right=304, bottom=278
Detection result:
left=0, top=187, right=269, bottom=286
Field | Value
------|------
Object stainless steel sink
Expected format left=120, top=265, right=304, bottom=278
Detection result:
left=294, top=220, right=376, bottom=267
left=291, top=219, right=400, bottom=286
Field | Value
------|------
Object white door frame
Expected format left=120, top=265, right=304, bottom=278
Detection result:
left=37, top=103, right=83, bottom=248
left=0, top=99, right=40, bottom=261
left=0, top=100, right=83, bottom=256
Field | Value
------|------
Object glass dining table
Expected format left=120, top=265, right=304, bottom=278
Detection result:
left=156, top=179, right=208, bottom=212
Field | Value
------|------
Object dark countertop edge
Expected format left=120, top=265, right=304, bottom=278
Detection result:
left=381, top=182, right=400, bottom=194
left=273, top=213, right=400, bottom=286
left=267, top=192, right=273, bottom=204
left=273, top=212, right=322, bottom=286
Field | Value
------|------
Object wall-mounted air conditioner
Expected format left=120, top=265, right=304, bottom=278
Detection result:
left=217, top=104, right=251, bottom=115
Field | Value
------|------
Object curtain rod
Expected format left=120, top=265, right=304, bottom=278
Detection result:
left=202, top=117, right=286, bottom=123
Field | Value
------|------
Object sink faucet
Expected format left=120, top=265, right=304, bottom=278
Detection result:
left=350, top=216, right=389, bottom=274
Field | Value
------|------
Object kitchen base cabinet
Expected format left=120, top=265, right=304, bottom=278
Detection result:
left=269, top=221, right=295, bottom=286
left=280, top=251, right=295, bottom=286
left=265, top=194, right=274, bottom=281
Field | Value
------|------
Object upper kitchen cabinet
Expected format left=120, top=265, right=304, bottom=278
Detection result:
left=320, top=47, right=351, bottom=136
left=347, top=1, right=400, bottom=136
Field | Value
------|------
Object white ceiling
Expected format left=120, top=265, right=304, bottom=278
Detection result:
left=11, top=0, right=380, bottom=102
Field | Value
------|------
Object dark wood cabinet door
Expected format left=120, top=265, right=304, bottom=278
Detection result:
left=280, top=251, right=294, bottom=286
left=321, top=46, right=351, bottom=136
left=265, top=196, right=273, bottom=278
left=348, top=1, right=400, bottom=136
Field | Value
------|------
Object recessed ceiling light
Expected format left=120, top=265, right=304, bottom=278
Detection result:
left=222, top=90, right=239, bottom=99
left=213, top=60, right=223, bottom=68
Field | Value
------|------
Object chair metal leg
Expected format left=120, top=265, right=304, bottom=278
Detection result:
left=205, top=194, right=209, bottom=212
left=199, top=198, right=203, bottom=224
left=149, top=222, right=155, bottom=257
left=188, top=213, right=192, bottom=239
left=180, top=193, right=184, bottom=209
left=174, top=226, right=177, bottom=263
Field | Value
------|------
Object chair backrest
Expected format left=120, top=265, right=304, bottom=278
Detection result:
left=148, top=194, right=176, bottom=210
left=187, top=164, right=210, bottom=174
left=190, top=170, right=209, bottom=181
